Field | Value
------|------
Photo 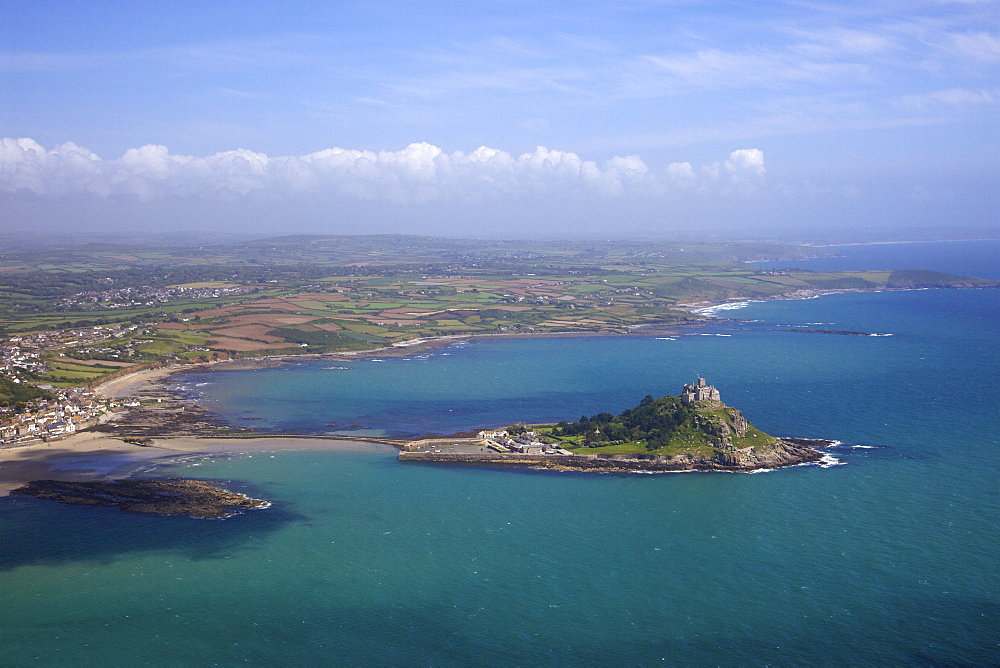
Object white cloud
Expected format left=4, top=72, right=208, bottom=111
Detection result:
left=949, top=31, right=1000, bottom=62
left=724, top=149, right=766, bottom=180
left=0, top=139, right=764, bottom=204
left=639, top=49, right=868, bottom=91
left=899, top=87, right=998, bottom=109
left=788, top=27, right=896, bottom=58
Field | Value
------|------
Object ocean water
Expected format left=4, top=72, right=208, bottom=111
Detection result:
left=752, top=238, right=1000, bottom=277
left=2, top=241, right=998, bottom=665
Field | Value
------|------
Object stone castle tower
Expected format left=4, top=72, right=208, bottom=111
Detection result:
left=681, top=377, right=721, bottom=405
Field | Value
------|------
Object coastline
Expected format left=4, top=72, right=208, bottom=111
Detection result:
left=95, top=326, right=691, bottom=387
left=668, top=284, right=988, bottom=317
left=2, top=286, right=878, bottom=490
left=90, top=281, right=999, bottom=391
left=809, top=237, right=1000, bottom=248
left=0, top=432, right=395, bottom=497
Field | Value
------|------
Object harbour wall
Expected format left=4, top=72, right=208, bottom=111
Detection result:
left=399, top=451, right=737, bottom=472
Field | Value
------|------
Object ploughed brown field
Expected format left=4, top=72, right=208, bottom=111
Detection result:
left=217, top=313, right=320, bottom=327
left=60, top=357, right=136, bottom=367
left=203, top=336, right=299, bottom=351
left=205, top=325, right=287, bottom=342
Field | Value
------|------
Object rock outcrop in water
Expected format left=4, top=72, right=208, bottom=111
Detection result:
left=11, top=478, right=270, bottom=518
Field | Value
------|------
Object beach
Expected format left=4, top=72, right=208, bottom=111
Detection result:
left=91, top=364, right=190, bottom=399
left=0, top=431, right=394, bottom=497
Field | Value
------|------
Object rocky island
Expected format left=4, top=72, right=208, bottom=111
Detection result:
left=400, top=378, right=829, bottom=472
left=11, top=478, right=270, bottom=519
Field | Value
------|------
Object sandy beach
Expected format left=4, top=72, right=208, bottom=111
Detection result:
left=0, top=431, right=393, bottom=496
left=94, top=364, right=192, bottom=399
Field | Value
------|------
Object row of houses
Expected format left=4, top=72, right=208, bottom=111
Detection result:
left=0, top=339, right=46, bottom=377
left=6, top=323, right=143, bottom=353
left=476, top=429, right=571, bottom=455
left=0, top=387, right=116, bottom=445
left=59, top=284, right=258, bottom=310
left=2, top=322, right=158, bottom=383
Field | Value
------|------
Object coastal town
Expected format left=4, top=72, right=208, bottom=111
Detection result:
left=0, top=324, right=156, bottom=446
left=0, top=385, right=117, bottom=445
left=2, top=322, right=153, bottom=369
left=57, top=284, right=258, bottom=311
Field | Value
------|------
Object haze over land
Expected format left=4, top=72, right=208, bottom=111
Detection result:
left=1, top=1, right=998, bottom=239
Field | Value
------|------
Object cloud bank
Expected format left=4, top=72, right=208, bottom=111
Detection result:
left=0, top=138, right=764, bottom=204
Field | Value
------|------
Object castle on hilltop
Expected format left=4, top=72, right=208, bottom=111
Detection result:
left=682, top=377, right=721, bottom=405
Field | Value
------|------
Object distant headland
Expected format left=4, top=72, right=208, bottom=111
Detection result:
left=400, top=378, right=830, bottom=473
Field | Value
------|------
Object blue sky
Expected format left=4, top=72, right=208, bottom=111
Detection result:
left=1, top=0, right=998, bottom=239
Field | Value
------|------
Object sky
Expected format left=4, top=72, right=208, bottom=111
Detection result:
left=1, top=0, right=998, bottom=240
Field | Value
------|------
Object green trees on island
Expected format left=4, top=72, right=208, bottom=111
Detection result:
left=551, top=395, right=695, bottom=450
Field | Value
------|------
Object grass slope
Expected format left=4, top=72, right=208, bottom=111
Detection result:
left=538, top=394, right=777, bottom=457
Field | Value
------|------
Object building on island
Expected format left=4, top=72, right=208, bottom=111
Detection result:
left=681, top=377, right=721, bottom=405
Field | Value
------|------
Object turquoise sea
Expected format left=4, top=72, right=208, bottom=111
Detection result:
left=2, top=241, right=998, bottom=665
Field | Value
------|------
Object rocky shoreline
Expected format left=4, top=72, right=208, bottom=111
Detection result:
left=399, top=438, right=831, bottom=473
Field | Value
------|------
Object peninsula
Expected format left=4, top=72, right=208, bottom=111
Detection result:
left=400, top=378, right=829, bottom=472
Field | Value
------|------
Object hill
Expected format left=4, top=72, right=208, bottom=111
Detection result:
left=0, top=377, right=55, bottom=407
left=542, top=389, right=779, bottom=457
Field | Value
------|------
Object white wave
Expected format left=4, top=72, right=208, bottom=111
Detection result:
left=869, top=333, right=893, bottom=337
left=818, top=454, right=846, bottom=467
left=692, top=301, right=755, bottom=316
left=655, top=337, right=677, bottom=340
left=851, top=445, right=877, bottom=449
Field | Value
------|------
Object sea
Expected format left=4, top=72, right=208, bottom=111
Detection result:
left=1, top=240, right=998, bottom=666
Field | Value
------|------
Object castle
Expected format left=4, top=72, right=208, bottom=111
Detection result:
left=681, top=377, right=721, bottom=405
